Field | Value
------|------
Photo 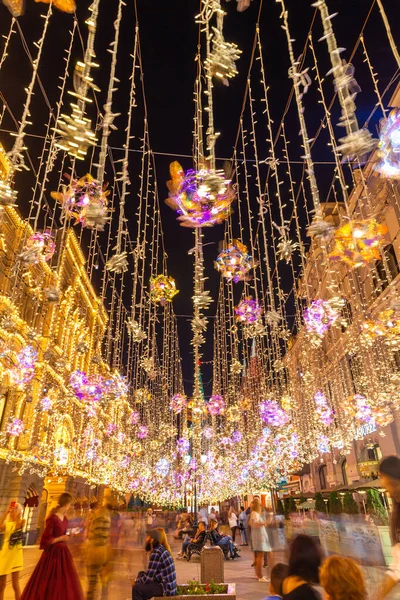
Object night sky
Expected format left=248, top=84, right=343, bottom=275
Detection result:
left=1, top=0, right=400, bottom=395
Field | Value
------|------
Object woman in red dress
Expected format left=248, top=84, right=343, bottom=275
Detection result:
left=20, top=492, right=84, bottom=600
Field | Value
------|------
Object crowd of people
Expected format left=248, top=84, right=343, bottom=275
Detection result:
left=0, top=455, right=400, bottom=599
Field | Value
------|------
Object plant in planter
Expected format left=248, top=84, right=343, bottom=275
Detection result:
left=329, top=492, right=343, bottom=515
left=176, top=580, right=229, bottom=596
left=366, top=489, right=388, bottom=525
left=315, top=492, right=327, bottom=513
left=343, top=492, right=359, bottom=515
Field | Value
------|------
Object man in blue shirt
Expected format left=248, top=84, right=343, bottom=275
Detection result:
left=132, top=529, right=177, bottom=600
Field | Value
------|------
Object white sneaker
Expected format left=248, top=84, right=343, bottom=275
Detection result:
left=258, top=577, right=270, bottom=583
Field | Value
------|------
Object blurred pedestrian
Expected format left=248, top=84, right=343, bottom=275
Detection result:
left=84, top=498, right=112, bottom=600
left=249, top=499, right=271, bottom=582
left=132, top=529, right=176, bottom=600
left=238, top=506, right=248, bottom=546
left=20, top=493, right=84, bottom=600
left=0, top=502, right=25, bottom=600
left=228, top=506, right=238, bottom=542
left=376, top=455, right=400, bottom=599
left=282, top=534, right=321, bottom=600
left=320, top=556, right=366, bottom=600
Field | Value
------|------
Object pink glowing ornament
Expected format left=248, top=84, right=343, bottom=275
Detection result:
left=314, top=391, right=334, bottom=426
left=41, top=396, right=53, bottom=411
left=189, top=458, right=198, bottom=471
left=207, top=394, right=226, bottom=416
left=155, top=458, right=170, bottom=477
left=106, top=423, right=117, bottom=437
left=137, top=425, right=148, bottom=439
left=235, top=297, right=262, bottom=324
left=354, top=394, right=372, bottom=423
left=176, top=438, right=190, bottom=455
left=11, top=345, right=37, bottom=386
left=304, top=299, right=339, bottom=337
left=117, top=432, right=126, bottom=444
left=202, top=426, right=214, bottom=439
left=130, top=411, right=140, bottom=425
left=214, top=240, right=257, bottom=282
left=259, top=400, right=289, bottom=427
left=7, top=418, right=24, bottom=437
left=19, top=231, right=56, bottom=265
left=129, top=479, right=140, bottom=490
left=232, top=430, right=243, bottom=443
left=166, top=162, right=235, bottom=228
left=169, top=393, right=188, bottom=414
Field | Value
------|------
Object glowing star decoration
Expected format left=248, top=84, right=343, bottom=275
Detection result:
left=235, top=297, right=262, bottom=324
left=155, top=458, right=170, bottom=478
left=205, top=27, right=241, bottom=86
left=303, top=299, right=340, bottom=337
left=106, top=251, right=128, bottom=274
left=165, top=162, right=235, bottom=228
left=207, top=394, right=226, bottom=416
left=7, top=418, right=24, bottom=437
left=137, top=425, right=148, bottom=440
left=130, top=411, right=140, bottom=425
left=214, top=240, right=256, bottom=282
left=126, top=319, right=146, bottom=343
left=314, top=391, right=334, bottom=426
left=51, top=174, right=109, bottom=231
left=176, top=438, right=190, bottom=455
left=150, top=275, right=179, bottom=306
left=377, top=109, right=400, bottom=179
left=259, top=400, right=289, bottom=428
left=19, top=232, right=55, bottom=265
left=34, top=0, right=76, bottom=12
left=169, top=394, right=187, bottom=414
left=329, top=219, right=388, bottom=268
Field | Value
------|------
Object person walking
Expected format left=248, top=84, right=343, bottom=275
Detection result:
left=228, top=507, right=238, bottom=543
left=238, top=506, right=248, bottom=546
left=84, top=498, right=112, bottom=600
left=282, top=534, right=322, bottom=600
left=0, top=502, right=25, bottom=600
left=376, top=455, right=400, bottom=599
left=249, top=499, right=271, bottom=583
left=20, top=492, right=84, bottom=600
left=320, top=556, right=366, bottom=600
left=132, top=529, right=177, bottom=600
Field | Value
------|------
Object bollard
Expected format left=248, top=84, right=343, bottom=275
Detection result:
left=200, top=545, right=224, bottom=583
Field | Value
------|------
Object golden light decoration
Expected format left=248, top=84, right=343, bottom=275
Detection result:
left=19, top=232, right=55, bottom=265
left=134, top=388, right=151, bottom=405
left=165, top=162, right=235, bottom=228
left=329, top=219, right=388, bottom=268
left=361, top=309, right=400, bottom=347
left=205, top=27, right=242, bottom=85
left=150, top=275, right=179, bottom=306
left=214, top=240, right=257, bottom=282
left=34, top=0, right=76, bottom=12
left=52, top=174, right=109, bottom=231
left=226, top=404, right=241, bottom=422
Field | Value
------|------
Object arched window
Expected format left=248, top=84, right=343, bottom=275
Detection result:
left=341, top=459, right=348, bottom=486
left=319, top=465, right=327, bottom=490
left=367, top=443, right=382, bottom=462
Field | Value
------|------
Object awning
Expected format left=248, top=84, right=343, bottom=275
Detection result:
left=298, top=500, right=316, bottom=510
left=24, top=484, right=39, bottom=508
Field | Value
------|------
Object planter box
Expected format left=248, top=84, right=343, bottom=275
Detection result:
left=152, top=584, right=236, bottom=600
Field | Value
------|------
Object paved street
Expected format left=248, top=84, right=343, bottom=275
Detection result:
left=2, top=536, right=397, bottom=600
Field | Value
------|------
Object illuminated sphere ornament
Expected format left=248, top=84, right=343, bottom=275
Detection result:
left=377, top=109, right=400, bottom=179
left=176, top=438, right=190, bottom=455
left=235, top=297, right=262, bottom=324
left=214, top=240, right=256, bottom=282
left=166, top=162, right=235, bottom=228
left=155, top=458, right=170, bottom=477
left=130, top=411, right=140, bottom=425
left=19, top=232, right=55, bottom=265
left=52, top=174, right=109, bottom=231
left=304, top=299, right=340, bottom=337
left=314, top=391, right=334, bottom=426
left=329, top=219, right=388, bottom=268
left=207, top=394, right=226, bottom=416
left=11, top=345, right=37, bottom=386
left=232, top=430, right=243, bottom=443
left=202, top=426, right=214, bottom=439
left=137, top=425, right=148, bottom=439
left=150, top=275, right=179, bottom=306
left=259, top=400, right=289, bottom=428
left=169, top=393, right=187, bottom=414
left=7, top=418, right=24, bottom=437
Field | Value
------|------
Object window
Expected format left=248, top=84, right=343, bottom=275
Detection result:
left=367, top=444, right=382, bottom=462
left=341, top=459, right=348, bottom=486
left=373, top=244, right=400, bottom=292
left=319, top=465, right=327, bottom=490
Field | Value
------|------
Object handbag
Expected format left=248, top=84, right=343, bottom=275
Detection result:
left=9, top=529, right=23, bottom=548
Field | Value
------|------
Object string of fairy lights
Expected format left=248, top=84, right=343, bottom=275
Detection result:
left=0, top=0, right=399, bottom=505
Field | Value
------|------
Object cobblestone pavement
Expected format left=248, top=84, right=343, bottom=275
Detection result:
left=2, top=536, right=398, bottom=600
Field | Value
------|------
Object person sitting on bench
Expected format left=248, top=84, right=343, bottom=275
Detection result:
left=177, top=521, right=206, bottom=558
left=209, top=520, right=238, bottom=559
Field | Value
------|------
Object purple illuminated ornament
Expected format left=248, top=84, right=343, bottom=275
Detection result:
left=130, top=411, right=140, bottom=425
left=129, top=479, right=140, bottom=490
left=12, top=345, right=37, bottom=386
left=314, top=391, right=334, bottom=426
left=354, top=394, right=372, bottom=423
left=232, top=430, right=243, bottom=443
left=106, top=423, right=117, bottom=436
left=41, top=396, right=53, bottom=411
left=235, top=297, right=262, bottom=324
left=155, top=458, right=170, bottom=477
left=259, top=400, right=289, bottom=427
left=189, top=458, right=198, bottom=471
left=176, top=438, right=190, bottom=455
left=170, top=393, right=187, bottom=414
left=137, top=425, right=148, bottom=439
left=207, top=394, right=226, bottom=416
left=304, top=299, right=339, bottom=336
left=7, top=418, right=24, bottom=437
left=317, top=435, right=330, bottom=454
left=202, top=426, right=214, bottom=439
